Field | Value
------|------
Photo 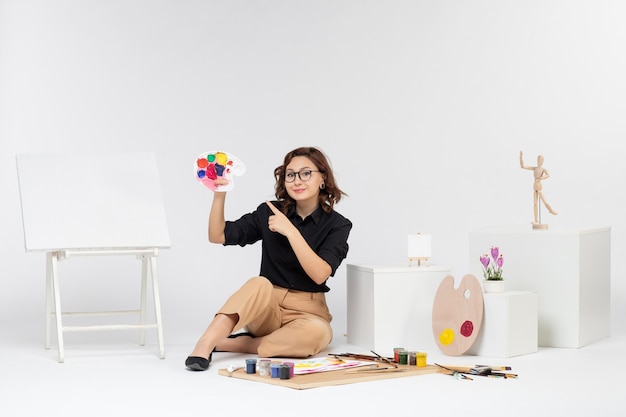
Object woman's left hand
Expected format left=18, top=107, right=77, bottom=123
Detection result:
left=266, top=201, right=295, bottom=237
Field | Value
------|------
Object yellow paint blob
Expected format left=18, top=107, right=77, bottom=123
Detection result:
left=215, top=152, right=228, bottom=165
left=439, top=328, right=455, bottom=346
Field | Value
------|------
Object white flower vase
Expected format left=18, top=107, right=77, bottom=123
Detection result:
left=483, top=279, right=504, bottom=293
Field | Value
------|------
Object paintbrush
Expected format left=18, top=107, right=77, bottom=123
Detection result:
left=370, top=350, right=398, bottom=368
left=438, top=365, right=515, bottom=376
left=346, top=365, right=408, bottom=374
left=476, top=365, right=512, bottom=371
left=488, top=371, right=518, bottom=379
left=329, top=352, right=395, bottom=365
left=434, top=363, right=473, bottom=380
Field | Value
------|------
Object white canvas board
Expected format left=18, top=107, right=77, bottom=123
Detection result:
left=16, top=152, right=171, bottom=251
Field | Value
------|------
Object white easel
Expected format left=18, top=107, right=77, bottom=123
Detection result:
left=17, top=152, right=171, bottom=362
left=408, top=233, right=431, bottom=267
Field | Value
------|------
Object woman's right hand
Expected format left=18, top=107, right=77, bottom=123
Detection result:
left=200, top=177, right=230, bottom=192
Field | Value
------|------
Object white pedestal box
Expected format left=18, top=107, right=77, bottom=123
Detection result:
left=468, top=291, right=538, bottom=358
left=469, top=227, right=611, bottom=348
left=346, top=264, right=451, bottom=356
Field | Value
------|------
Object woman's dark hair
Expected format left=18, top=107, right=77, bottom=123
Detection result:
left=273, top=147, right=347, bottom=215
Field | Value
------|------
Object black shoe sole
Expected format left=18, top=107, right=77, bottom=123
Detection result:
left=185, top=354, right=211, bottom=371
left=228, top=332, right=255, bottom=339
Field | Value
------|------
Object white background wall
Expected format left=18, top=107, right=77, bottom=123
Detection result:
left=2, top=0, right=624, bottom=349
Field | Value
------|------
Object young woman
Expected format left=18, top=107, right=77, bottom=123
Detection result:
left=185, top=146, right=352, bottom=371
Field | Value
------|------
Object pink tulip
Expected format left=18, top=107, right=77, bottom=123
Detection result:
left=496, top=254, right=504, bottom=269
left=480, top=246, right=505, bottom=279
left=480, top=254, right=490, bottom=268
left=490, top=246, right=499, bottom=261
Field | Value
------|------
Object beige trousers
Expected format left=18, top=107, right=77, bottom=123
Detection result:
left=217, top=276, right=333, bottom=358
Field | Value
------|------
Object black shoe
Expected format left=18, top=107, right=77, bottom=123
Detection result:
left=185, top=353, right=212, bottom=371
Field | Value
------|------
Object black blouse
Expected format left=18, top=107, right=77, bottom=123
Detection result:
left=223, top=201, right=352, bottom=292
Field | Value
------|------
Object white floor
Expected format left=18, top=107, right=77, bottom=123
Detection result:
left=3, top=330, right=625, bottom=417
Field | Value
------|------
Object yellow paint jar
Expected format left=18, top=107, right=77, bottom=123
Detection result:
left=416, top=352, right=427, bottom=367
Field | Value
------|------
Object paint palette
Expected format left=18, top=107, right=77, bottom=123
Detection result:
left=431, top=274, right=484, bottom=356
left=194, top=150, right=246, bottom=191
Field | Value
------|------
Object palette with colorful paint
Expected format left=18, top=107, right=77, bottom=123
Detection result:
left=431, top=274, right=484, bottom=356
left=194, top=150, right=246, bottom=191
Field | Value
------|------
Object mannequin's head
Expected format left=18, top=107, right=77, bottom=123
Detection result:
left=537, top=155, right=544, bottom=166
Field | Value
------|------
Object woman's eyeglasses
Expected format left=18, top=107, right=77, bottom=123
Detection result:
left=284, top=170, right=321, bottom=183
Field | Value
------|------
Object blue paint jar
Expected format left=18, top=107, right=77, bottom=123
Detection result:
left=270, top=363, right=281, bottom=378
left=245, top=358, right=257, bottom=374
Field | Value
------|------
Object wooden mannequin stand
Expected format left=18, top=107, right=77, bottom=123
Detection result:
left=532, top=201, right=549, bottom=230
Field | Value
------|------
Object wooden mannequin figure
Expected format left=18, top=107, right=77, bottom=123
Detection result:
left=520, top=151, right=558, bottom=229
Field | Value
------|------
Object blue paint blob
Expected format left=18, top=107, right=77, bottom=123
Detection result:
left=215, top=163, right=225, bottom=176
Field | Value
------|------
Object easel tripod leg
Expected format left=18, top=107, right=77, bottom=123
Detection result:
left=150, top=256, right=165, bottom=359
left=45, top=253, right=52, bottom=350
left=139, top=257, right=148, bottom=346
left=50, top=253, right=65, bottom=363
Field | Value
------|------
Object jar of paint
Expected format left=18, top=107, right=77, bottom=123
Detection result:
left=282, top=361, right=295, bottom=378
left=393, top=347, right=405, bottom=363
left=279, top=364, right=291, bottom=380
left=245, top=358, right=257, bottom=374
left=270, top=363, right=281, bottom=378
left=258, top=359, right=271, bottom=376
left=416, top=352, right=427, bottom=367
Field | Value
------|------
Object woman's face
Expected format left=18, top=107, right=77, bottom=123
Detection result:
left=284, top=156, right=324, bottom=205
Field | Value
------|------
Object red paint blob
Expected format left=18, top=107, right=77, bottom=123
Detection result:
left=460, top=320, right=473, bottom=337
left=197, top=158, right=209, bottom=168
left=206, top=164, right=217, bottom=180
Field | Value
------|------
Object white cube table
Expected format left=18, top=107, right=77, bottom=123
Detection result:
left=469, top=227, right=611, bottom=348
left=346, top=264, right=451, bottom=356
left=468, top=291, right=538, bottom=358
